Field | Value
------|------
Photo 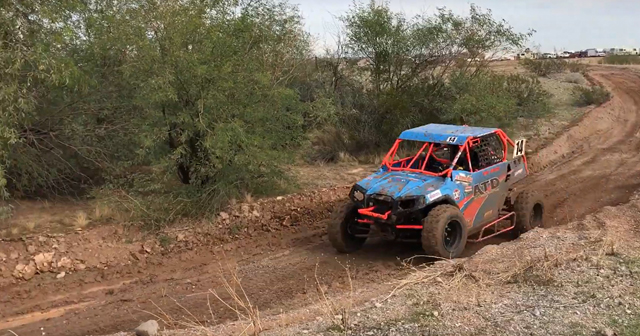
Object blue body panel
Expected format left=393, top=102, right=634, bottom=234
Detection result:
left=398, top=124, right=498, bottom=145
left=357, top=170, right=445, bottom=199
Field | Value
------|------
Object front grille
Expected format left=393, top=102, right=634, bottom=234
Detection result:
left=366, top=194, right=394, bottom=213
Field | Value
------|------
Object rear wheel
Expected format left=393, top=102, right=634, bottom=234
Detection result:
left=421, top=205, right=468, bottom=259
left=328, top=202, right=368, bottom=253
left=512, top=190, right=544, bottom=237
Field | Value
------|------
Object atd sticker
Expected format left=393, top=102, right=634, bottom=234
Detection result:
left=453, top=189, right=461, bottom=201
left=473, top=178, right=500, bottom=196
left=464, top=185, right=473, bottom=193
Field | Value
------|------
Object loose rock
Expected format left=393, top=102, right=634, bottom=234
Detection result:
left=22, top=262, right=37, bottom=280
left=57, top=257, right=73, bottom=269
left=134, top=320, right=159, bottom=336
left=56, top=271, right=66, bottom=279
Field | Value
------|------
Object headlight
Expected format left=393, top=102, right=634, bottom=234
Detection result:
left=350, top=185, right=367, bottom=203
left=353, top=189, right=365, bottom=201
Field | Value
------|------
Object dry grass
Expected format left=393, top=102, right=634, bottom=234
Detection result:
left=93, top=204, right=114, bottom=222
left=73, top=211, right=91, bottom=228
left=243, top=193, right=254, bottom=204
left=141, top=255, right=262, bottom=336
left=209, top=260, right=262, bottom=336
left=10, top=226, right=20, bottom=235
left=22, top=221, right=36, bottom=232
left=312, top=262, right=354, bottom=333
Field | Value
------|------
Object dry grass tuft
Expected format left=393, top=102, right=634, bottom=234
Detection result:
left=73, top=211, right=91, bottom=228
left=141, top=254, right=262, bottom=336
left=93, top=204, right=114, bottom=222
left=22, top=221, right=36, bottom=232
left=313, top=261, right=354, bottom=333
left=208, top=259, right=262, bottom=336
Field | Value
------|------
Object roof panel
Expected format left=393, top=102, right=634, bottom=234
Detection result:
left=398, top=124, right=498, bottom=145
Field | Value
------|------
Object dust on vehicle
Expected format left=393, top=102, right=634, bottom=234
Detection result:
left=329, top=123, right=544, bottom=258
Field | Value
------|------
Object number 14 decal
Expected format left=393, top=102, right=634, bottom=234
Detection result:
left=513, top=139, right=526, bottom=157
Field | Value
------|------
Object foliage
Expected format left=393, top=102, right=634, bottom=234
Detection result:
left=572, top=86, right=611, bottom=107
left=0, top=0, right=551, bottom=226
left=520, top=58, right=567, bottom=76
left=562, top=73, right=587, bottom=85
left=441, top=72, right=550, bottom=128
left=308, top=0, right=544, bottom=158
left=567, top=62, right=587, bottom=73
left=599, top=55, right=640, bottom=65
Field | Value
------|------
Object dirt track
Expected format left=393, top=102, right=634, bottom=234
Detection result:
left=3, top=67, right=640, bottom=336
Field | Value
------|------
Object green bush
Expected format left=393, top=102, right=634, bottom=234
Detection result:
left=599, top=55, right=640, bottom=65
left=573, top=86, right=611, bottom=107
left=442, top=72, right=550, bottom=128
left=520, top=59, right=567, bottom=76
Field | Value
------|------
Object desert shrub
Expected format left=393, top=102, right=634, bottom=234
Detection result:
left=573, top=86, right=611, bottom=107
left=520, top=58, right=567, bottom=76
left=320, top=2, right=535, bottom=157
left=1, top=0, right=310, bottom=224
left=566, top=62, right=587, bottom=73
left=562, top=73, right=587, bottom=85
left=599, top=55, right=640, bottom=65
left=504, top=74, right=552, bottom=118
left=441, top=72, right=550, bottom=128
left=306, top=127, right=351, bottom=163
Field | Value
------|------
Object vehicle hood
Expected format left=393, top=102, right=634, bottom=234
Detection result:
left=356, top=171, right=445, bottom=199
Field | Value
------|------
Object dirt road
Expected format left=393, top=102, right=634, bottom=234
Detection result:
left=3, top=67, right=640, bottom=336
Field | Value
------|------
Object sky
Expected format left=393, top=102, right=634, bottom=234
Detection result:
left=293, top=0, right=640, bottom=54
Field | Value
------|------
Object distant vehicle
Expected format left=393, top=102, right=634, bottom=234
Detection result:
left=568, top=52, right=581, bottom=58
left=542, top=53, right=556, bottom=59
left=558, top=51, right=571, bottom=58
left=329, top=124, right=543, bottom=258
left=596, top=52, right=607, bottom=57
left=584, top=49, right=598, bottom=57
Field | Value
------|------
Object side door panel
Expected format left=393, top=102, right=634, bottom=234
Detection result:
left=465, top=162, right=510, bottom=228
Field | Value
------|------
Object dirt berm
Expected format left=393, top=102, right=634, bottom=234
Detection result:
left=2, top=66, right=640, bottom=336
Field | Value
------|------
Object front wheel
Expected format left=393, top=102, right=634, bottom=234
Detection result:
left=328, top=202, right=368, bottom=253
left=512, top=190, right=545, bottom=237
left=421, top=205, right=468, bottom=259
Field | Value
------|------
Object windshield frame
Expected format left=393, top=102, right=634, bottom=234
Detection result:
left=381, top=139, right=467, bottom=177
left=381, top=129, right=521, bottom=176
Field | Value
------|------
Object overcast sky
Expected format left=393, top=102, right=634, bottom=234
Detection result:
left=295, top=0, right=640, bottom=54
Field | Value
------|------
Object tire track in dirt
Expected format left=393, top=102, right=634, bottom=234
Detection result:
left=525, top=69, right=640, bottom=223
left=2, top=67, right=640, bottom=336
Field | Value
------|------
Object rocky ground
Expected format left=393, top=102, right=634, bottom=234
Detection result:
left=111, top=191, right=640, bottom=336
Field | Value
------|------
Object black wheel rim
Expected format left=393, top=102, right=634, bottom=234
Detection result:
left=346, top=209, right=370, bottom=237
left=443, top=220, right=463, bottom=252
left=530, top=203, right=543, bottom=228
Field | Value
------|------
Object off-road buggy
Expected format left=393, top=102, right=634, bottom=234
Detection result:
left=328, top=124, right=544, bottom=258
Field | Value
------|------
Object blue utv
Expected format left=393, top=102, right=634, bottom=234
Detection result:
left=328, top=124, right=544, bottom=258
